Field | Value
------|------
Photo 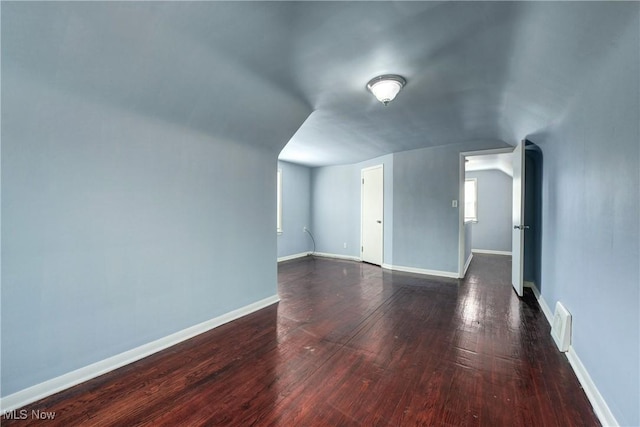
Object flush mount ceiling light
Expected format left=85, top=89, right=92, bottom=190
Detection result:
left=366, top=74, right=406, bottom=106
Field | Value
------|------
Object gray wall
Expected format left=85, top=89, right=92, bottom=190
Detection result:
left=277, top=161, right=313, bottom=258
left=1, top=90, right=282, bottom=395
left=2, top=5, right=310, bottom=397
left=523, top=148, right=543, bottom=287
left=310, top=154, right=393, bottom=263
left=393, top=146, right=459, bottom=273
left=529, top=20, right=639, bottom=426
left=309, top=142, right=509, bottom=274
left=392, top=141, right=507, bottom=274
left=466, top=170, right=512, bottom=253
left=311, top=165, right=360, bottom=257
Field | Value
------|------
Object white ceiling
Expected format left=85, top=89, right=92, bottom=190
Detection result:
left=4, top=2, right=637, bottom=167
left=466, top=152, right=514, bottom=177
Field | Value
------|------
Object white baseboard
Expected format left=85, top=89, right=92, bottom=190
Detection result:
left=463, top=253, right=473, bottom=277
left=527, top=282, right=553, bottom=325
left=277, top=252, right=310, bottom=262
left=312, top=252, right=362, bottom=262
left=566, top=346, right=619, bottom=427
left=0, top=294, right=280, bottom=413
left=310, top=256, right=458, bottom=280
left=312, top=255, right=457, bottom=280
left=471, top=249, right=512, bottom=256
left=529, top=285, right=617, bottom=427
left=381, top=263, right=459, bottom=279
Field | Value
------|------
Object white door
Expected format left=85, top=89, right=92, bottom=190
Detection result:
left=361, top=165, right=383, bottom=265
left=511, top=140, right=527, bottom=297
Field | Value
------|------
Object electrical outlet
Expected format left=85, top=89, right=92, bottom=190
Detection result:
left=452, top=200, right=458, bottom=208
left=343, top=242, right=347, bottom=249
left=303, top=227, right=307, bottom=232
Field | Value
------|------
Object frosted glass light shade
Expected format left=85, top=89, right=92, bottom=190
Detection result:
left=367, top=75, right=406, bottom=106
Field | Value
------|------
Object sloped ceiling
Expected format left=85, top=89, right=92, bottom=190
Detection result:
left=4, top=2, right=637, bottom=167
left=466, top=153, right=513, bottom=177
left=280, top=1, right=637, bottom=166
left=2, top=2, right=311, bottom=154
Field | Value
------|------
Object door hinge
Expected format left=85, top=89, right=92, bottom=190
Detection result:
left=362, top=178, right=364, bottom=184
left=361, top=246, right=364, bottom=252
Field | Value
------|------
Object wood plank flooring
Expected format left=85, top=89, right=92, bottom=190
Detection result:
left=2, top=254, right=600, bottom=426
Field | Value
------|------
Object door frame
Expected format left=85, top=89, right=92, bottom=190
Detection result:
left=511, top=139, right=526, bottom=297
left=361, top=164, right=384, bottom=265
left=457, top=147, right=515, bottom=278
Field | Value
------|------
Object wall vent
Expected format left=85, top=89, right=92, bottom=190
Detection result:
left=551, top=302, right=572, bottom=352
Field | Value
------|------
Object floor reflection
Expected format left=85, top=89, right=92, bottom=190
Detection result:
left=7, top=255, right=598, bottom=426
left=269, top=254, right=591, bottom=426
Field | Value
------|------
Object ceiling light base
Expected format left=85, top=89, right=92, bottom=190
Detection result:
left=366, top=74, right=406, bottom=106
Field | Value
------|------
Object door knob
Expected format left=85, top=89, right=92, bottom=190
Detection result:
left=377, top=220, right=382, bottom=224
left=514, top=225, right=530, bottom=230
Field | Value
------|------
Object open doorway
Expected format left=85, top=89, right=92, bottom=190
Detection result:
left=465, top=152, right=514, bottom=254
left=458, top=148, right=514, bottom=277
left=458, top=144, right=543, bottom=296
left=458, top=147, right=513, bottom=278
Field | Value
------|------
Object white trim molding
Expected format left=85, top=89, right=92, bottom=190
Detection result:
left=0, top=294, right=280, bottom=413
left=277, top=252, right=311, bottom=262
left=566, top=347, right=619, bottom=427
left=471, top=249, right=512, bottom=256
left=463, top=253, right=473, bottom=277
left=382, top=263, right=459, bottom=279
left=526, top=281, right=553, bottom=325
left=360, top=164, right=384, bottom=267
left=529, top=284, right=618, bottom=427
left=458, top=147, right=515, bottom=281
left=312, top=252, right=362, bottom=262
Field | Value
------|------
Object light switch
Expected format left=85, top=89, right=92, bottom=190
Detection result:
left=452, top=200, right=458, bottom=208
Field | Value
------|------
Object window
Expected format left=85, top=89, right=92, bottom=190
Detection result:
left=277, top=169, right=283, bottom=232
left=464, top=178, right=477, bottom=222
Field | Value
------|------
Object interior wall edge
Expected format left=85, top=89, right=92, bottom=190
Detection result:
left=463, top=253, right=473, bottom=277
left=0, top=294, right=280, bottom=413
left=530, top=286, right=618, bottom=427
left=312, top=252, right=362, bottom=263
left=528, top=282, right=553, bottom=324
left=566, top=347, right=620, bottom=427
left=277, top=252, right=311, bottom=262
left=471, top=249, right=512, bottom=256
left=381, top=263, right=459, bottom=280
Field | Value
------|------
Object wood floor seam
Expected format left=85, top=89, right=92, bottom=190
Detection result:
left=3, top=255, right=601, bottom=426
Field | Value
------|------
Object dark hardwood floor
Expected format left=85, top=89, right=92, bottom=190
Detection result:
left=3, top=254, right=599, bottom=426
